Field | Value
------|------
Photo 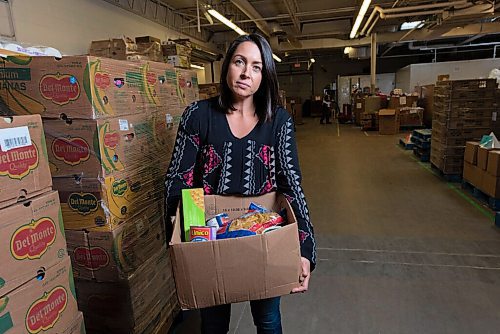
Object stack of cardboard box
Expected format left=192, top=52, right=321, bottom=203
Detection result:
left=0, top=55, right=199, bottom=333
left=0, top=115, right=85, bottom=333
left=431, top=79, right=496, bottom=175
left=163, top=41, right=192, bottom=69
left=463, top=142, right=500, bottom=198
left=90, top=37, right=163, bottom=63
left=199, top=83, right=221, bottom=100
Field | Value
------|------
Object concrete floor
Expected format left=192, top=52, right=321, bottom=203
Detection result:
left=169, top=120, right=500, bottom=334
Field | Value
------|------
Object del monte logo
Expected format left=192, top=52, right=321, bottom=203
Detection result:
left=68, top=193, right=98, bottom=215
left=40, top=73, right=80, bottom=105
left=51, top=137, right=90, bottom=166
left=74, top=246, right=109, bottom=270
left=104, top=132, right=119, bottom=149
left=112, top=179, right=128, bottom=196
left=10, top=217, right=57, bottom=260
left=95, top=72, right=110, bottom=89
left=26, top=286, right=67, bottom=334
left=0, top=143, right=39, bottom=180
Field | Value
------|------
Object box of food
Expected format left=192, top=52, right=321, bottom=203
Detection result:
left=0, top=256, right=79, bottom=334
left=75, top=249, right=178, bottom=334
left=0, top=55, right=177, bottom=119
left=170, top=192, right=301, bottom=309
left=0, top=190, right=67, bottom=296
left=0, top=115, right=52, bottom=209
left=66, top=205, right=166, bottom=281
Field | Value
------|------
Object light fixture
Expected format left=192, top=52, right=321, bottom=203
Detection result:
left=190, top=64, right=205, bottom=70
left=344, top=47, right=352, bottom=54
left=349, top=0, right=372, bottom=39
left=206, top=6, right=281, bottom=63
left=309, top=58, right=315, bottom=63
left=400, top=20, right=424, bottom=30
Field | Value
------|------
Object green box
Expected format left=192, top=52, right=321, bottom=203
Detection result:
left=181, top=188, right=205, bottom=241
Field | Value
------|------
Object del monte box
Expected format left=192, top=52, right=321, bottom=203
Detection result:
left=0, top=256, right=79, bottom=334
left=0, top=115, right=52, bottom=209
left=0, top=190, right=67, bottom=296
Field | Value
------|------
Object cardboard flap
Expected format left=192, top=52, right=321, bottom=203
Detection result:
left=378, top=109, right=396, bottom=116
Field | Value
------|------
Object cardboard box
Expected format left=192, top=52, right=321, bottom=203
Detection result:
left=481, top=172, right=500, bottom=198
left=66, top=206, right=166, bottom=281
left=388, top=95, right=418, bottom=109
left=0, top=115, right=52, bottom=209
left=167, top=55, right=191, bottom=69
left=0, top=55, right=178, bottom=119
left=487, top=150, right=500, bottom=176
left=173, top=68, right=199, bottom=108
left=0, top=256, right=79, bottom=333
left=463, top=161, right=483, bottom=187
left=53, top=173, right=163, bottom=231
left=0, top=190, right=67, bottom=296
left=63, top=311, right=86, bottom=334
left=76, top=249, right=178, bottom=334
left=477, top=147, right=500, bottom=170
left=378, top=109, right=399, bottom=135
left=170, top=192, right=301, bottom=309
left=464, top=141, right=480, bottom=165
left=364, top=96, right=381, bottom=113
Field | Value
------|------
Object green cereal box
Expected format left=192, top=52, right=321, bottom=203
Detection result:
left=181, top=188, right=205, bottom=242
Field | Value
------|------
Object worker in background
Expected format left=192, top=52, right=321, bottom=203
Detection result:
left=164, top=33, right=316, bottom=334
left=320, top=90, right=332, bottom=124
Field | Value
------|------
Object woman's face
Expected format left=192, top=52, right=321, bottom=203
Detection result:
left=226, top=41, right=263, bottom=100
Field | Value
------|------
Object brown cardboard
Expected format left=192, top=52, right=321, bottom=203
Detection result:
left=481, top=172, right=500, bottom=198
left=0, top=55, right=179, bottom=119
left=0, top=256, right=79, bottom=333
left=53, top=172, right=163, bottom=231
left=463, top=161, right=483, bottom=187
left=170, top=192, right=301, bottom=309
left=364, top=96, right=381, bottom=113
left=478, top=147, right=500, bottom=170
left=66, top=207, right=166, bottom=281
left=0, top=115, right=52, bottom=209
left=378, top=109, right=399, bottom=135
left=464, top=141, right=480, bottom=165
left=0, top=190, right=67, bottom=296
left=63, top=311, right=86, bottom=334
left=75, top=249, right=178, bottom=334
left=487, top=150, right=500, bottom=176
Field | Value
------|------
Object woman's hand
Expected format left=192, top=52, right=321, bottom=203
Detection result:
left=291, top=257, right=311, bottom=294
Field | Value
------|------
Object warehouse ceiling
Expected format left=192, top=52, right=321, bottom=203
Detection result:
left=105, top=0, right=500, bottom=62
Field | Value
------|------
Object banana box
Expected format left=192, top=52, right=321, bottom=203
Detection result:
left=66, top=203, right=166, bottom=282
left=0, top=55, right=177, bottom=119
left=63, top=311, right=86, bottom=334
left=0, top=256, right=79, bottom=334
left=0, top=115, right=52, bottom=209
left=43, top=112, right=168, bottom=178
left=52, top=172, right=162, bottom=231
left=0, top=190, right=67, bottom=297
left=75, top=249, right=177, bottom=334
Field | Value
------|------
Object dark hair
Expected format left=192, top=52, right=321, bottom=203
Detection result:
left=218, top=34, right=281, bottom=122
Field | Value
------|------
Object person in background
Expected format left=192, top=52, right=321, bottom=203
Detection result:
left=164, top=33, right=316, bottom=334
left=320, top=91, right=332, bottom=124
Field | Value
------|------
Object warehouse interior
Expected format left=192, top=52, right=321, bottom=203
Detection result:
left=1, top=0, right=500, bottom=333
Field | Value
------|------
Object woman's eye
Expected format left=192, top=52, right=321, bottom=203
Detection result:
left=253, top=66, right=262, bottom=72
left=235, top=59, right=244, bottom=66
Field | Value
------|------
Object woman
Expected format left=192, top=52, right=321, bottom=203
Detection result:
left=164, top=33, right=316, bottom=333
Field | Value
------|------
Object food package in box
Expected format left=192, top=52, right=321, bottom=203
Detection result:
left=43, top=111, right=176, bottom=178
left=0, top=55, right=176, bottom=119
left=0, top=115, right=51, bottom=209
left=52, top=170, right=163, bottom=231
left=75, top=249, right=178, bottom=334
left=0, top=256, right=79, bottom=334
left=0, top=191, right=67, bottom=296
left=65, top=202, right=166, bottom=281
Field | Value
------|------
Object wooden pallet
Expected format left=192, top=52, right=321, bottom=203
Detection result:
left=411, top=136, right=431, bottom=149
left=430, top=163, right=462, bottom=182
left=399, top=138, right=415, bottom=150
left=412, top=129, right=432, bottom=140
left=413, top=147, right=430, bottom=162
left=461, top=181, right=500, bottom=211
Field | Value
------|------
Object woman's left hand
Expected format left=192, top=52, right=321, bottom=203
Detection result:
left=291, top=257, right=311, bottom=294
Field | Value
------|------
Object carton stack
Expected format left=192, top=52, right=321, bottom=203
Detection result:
left=0, top=55, right=199, bottom=333
left=431, top=79, right=496, bottom=175
left=90, top=37, right=163, bottom=62
left=463, top=142, right=500, bottom=198
left=199, top=83, right=221, bottom=100
left=0, top=115, right=85, bottom=333
left=379, top=109, right=399, bottom=135
left=163, top=41, right=192, bottom=69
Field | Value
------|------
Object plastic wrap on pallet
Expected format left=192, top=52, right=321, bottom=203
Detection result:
left=75, top=249, right=179, bottom=334
left=0, top=55, right=188, bottom=119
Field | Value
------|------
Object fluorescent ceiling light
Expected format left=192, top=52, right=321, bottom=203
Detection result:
left=400, top=20, right=424, bottom=30
left=207, top=7, right=281, bottom=63
left=310, top=58, right=315, bottom=63
left=190, top=64, right=205, bottom=70
left=349, top=0, right=372, bottom=39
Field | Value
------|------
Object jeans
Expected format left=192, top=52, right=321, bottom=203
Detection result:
left=200, top=297, right=282, bottom=334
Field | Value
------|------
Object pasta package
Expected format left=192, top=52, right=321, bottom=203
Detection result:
left=229, top=212, right=283, bottom=233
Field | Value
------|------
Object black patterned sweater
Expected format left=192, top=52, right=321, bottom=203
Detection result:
left=164, top=97, right=316, bottom=270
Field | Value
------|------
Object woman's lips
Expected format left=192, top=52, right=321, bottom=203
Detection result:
left=236, top=81, right=250, bottom=88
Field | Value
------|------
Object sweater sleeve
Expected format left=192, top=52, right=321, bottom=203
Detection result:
left=275, top=111, right=317, bottom=271
left=164, top=102, right=202, bottom=236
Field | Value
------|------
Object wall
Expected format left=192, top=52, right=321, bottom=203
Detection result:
left=395, top=65, right=411, bottom=93
left=2, top=0, right=221, bottom=82
left=398, top=58, right=500, bottom=93
left=338, top=73, right=395, bottom=108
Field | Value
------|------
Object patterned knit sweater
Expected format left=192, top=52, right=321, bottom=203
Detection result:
left=164, top=97, right=316, bottom=269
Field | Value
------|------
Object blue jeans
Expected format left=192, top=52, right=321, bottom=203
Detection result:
left=200, top=297, right=282, bottom=334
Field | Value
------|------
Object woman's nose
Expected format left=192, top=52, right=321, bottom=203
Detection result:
left=240, top=66, right=250, bottom=78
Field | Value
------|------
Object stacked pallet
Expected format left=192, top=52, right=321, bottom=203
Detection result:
left=431, top=79, right=496, bottom=176
left=411, top=129, right=432, bottom=162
